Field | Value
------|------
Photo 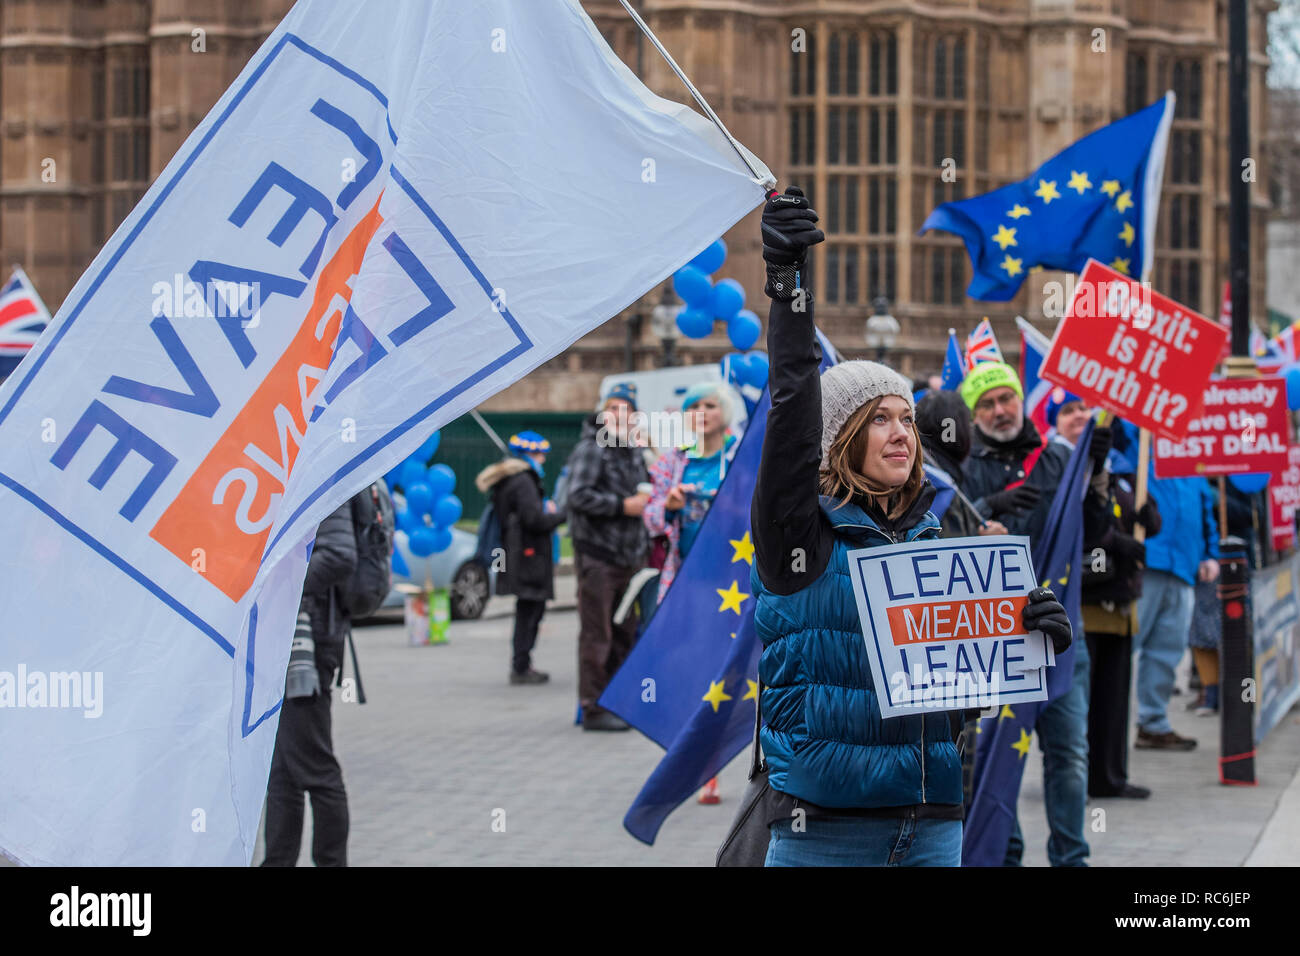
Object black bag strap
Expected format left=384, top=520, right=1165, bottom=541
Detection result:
left=345, top=626, right=367, bottom=705
left=748, top=679, right=765, bottom=780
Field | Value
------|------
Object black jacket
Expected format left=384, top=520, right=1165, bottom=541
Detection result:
left=475, top=457, right=565, bottom=601
left=917, top=391, right=982, bottom=539
left=302, top=501, right=357, bottom=683
left=1082, top=473, right=1162, bottom=607
left=963, top=417, right=1044, bottom=525
left=565, top=413, right=650, bottom=567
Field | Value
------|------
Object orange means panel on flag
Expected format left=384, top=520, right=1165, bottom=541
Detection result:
left=886, top=595, right=1029, bottom=645
left=150, top=198, right=385, bottom=601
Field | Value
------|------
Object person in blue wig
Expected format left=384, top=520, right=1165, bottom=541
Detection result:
left=643, top=381, right=739, bottom=603
left=475, top=430, right=566, bottom=684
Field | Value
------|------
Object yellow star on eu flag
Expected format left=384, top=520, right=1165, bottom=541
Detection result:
left=1110, top=256, right=1131, bottom=275
left=702, top=679, right=733, bottom=712
left=999, top=704, right=1015, bottom=721
left=729, top=531, right=754, bottom=566
left=716, top=579, right=750, bottom=615
left=1007, top=204, right=1031, bottom=219
left=1035, top=179, right=1060, bottom=204
left=742, top=679, right=759, bottom=702
left=1115, top=189, right=1134, bottom=213
left=992, top=224, right=1017, bottom=250
left=1118, top=222, right=1135, bottom=247
left=1001, top=254, right=1023, bottom=277
left=1012, top=728, right=1033, bottom=759
left=1067, top=170, right=1092, bottom=194
left=1100, top=179, right=1121, bottom=197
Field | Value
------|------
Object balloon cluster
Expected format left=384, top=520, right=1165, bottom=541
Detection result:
left=670, top=239, right=769, bottom=389
left=384, top=430, right=463, bottom=557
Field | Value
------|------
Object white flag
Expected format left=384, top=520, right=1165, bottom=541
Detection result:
left=0, top=0, right=770, bottom=865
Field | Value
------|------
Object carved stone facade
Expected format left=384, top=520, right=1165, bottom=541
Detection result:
left=0, top=0, right=1274, bottom=410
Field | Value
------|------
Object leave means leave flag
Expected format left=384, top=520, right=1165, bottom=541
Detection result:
left=921, top=94, right=1175, bottom=300
left=962, top=419, right=1093, bottom=866
left=0, top=266, right=52, bottom=380
left=0, top=0, right=771, bottom=866
left=602, top=330, right=838, bottom=844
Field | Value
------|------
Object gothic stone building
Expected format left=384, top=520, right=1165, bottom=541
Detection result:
left=0, top=0, right=1274, bottom=409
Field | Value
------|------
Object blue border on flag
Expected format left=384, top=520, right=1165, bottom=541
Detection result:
left=0, top=33, right=534, bottom=674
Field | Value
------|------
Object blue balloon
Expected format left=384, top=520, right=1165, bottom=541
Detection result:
left=408, top=527, right=438, bottom=557
left=711, top=278, right=745, bottom=320
left=1285, top=364, right=1300, bottom=411
left=672, top=266, right=714, bottom=308
left=416, top=430, right=441, bottom=462
left=399, top=458, right=425, bottom=490
left=405, top=481, right=434, bottom=516
left=689, top=239, right=727, bottom=275
left=433, top=493, right=463, bottom=528
left=676, top=306, right=714, bottom=339
left=727, top=309, right=761, bottom=351
left=720, top=351, right=746, bottom=384
left=430, top=527, right=454, bottom=553
left=1228, top=472, right=1270, bottom=493
left=739, top=350, right=769, bottom=388
left=427, top=463, right=456, bottom=498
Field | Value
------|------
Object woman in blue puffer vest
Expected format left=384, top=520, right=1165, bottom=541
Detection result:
left=753, top=186, right=1074, bottom=866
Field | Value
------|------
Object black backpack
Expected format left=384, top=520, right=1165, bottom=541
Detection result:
left=342, top=480, right=395, bottom=618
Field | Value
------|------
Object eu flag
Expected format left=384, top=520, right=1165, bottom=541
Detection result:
left=941, top=328, right=967, bottom=390
left=601, top=330, right=839, bottom=844
left=920, top=94, right=1174, bottom=300
left=962, top=420, right=1093, bottom=866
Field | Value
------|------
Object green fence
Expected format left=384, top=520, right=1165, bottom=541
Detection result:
left=435, top=410, right=589, bottom=518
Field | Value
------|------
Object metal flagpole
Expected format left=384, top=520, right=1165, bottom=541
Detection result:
left=616, top=0, right=775, bottom=189
left=469, top=408, right=510, bottom=456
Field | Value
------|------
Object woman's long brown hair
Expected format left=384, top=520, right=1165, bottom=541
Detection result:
left=819, top=395, right=925, bottom=520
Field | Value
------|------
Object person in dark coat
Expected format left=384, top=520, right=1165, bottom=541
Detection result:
left=566, top=386, right=650, bottom=731
left=1082, top=419, right=1161, bottom=799
left=263, top=500, right=356, bottom=867
left=475, top=431, right=566, bottom=684
left=957, top=373, right=1111, bottom=867
left=916, top=389, right=1007, bottom=539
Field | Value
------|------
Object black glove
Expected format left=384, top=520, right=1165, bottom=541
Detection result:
left=1106, top=530, right=1146, bottom=565
left=985, top=484, right=1040, bottom=515
left=1136, top=500, right=1161, bottom=536
left=761, top=186, right=824, bottom=299
left=1088, top=424, right=1113, bottom=466
left=1021, top=586, right=1072, bottom=654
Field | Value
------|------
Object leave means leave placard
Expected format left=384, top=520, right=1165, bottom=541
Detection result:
left=847, top=536, right=1056, bottom=718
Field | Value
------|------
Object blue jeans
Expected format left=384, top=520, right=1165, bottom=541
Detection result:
left=1133, top=569, right=1195, bottom=734
left=1005, top=637, right=1091, bottom=867
left=765, top=814, right=962, bottom=867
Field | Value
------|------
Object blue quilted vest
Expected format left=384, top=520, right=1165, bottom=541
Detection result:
left=751, top=495, right=964, bottom=808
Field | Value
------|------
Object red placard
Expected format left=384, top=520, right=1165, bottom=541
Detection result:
left=1040, top=259, right=1228, bottom=440
left=1153, top=377, right=1291, bottom=478
left=1270, top=445, right=1300, bottom=550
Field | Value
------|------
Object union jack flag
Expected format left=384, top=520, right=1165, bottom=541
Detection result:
left=0, top=266, right=51, bottom=379
left=965, top=317, right=1003, bottom=368
left=1252, top=324, right=1287, bottom=375
left=1016, top=316, right=1054, bottom=437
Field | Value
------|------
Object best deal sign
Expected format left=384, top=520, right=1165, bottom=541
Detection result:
left=1041, top=259, right=1227, bottom=440
left=847, top=536, right=1054, bottom=717
left=1153, top=378, right=1290, bottom=477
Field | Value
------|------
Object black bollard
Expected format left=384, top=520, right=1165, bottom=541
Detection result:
left=1217, top=536, right=1256, bottom=785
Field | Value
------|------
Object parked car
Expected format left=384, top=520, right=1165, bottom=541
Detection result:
left=373, top=526, right=495, bottom=621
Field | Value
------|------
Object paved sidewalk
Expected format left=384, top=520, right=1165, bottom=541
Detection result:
left=257, top=597, right=1300, bottom=866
